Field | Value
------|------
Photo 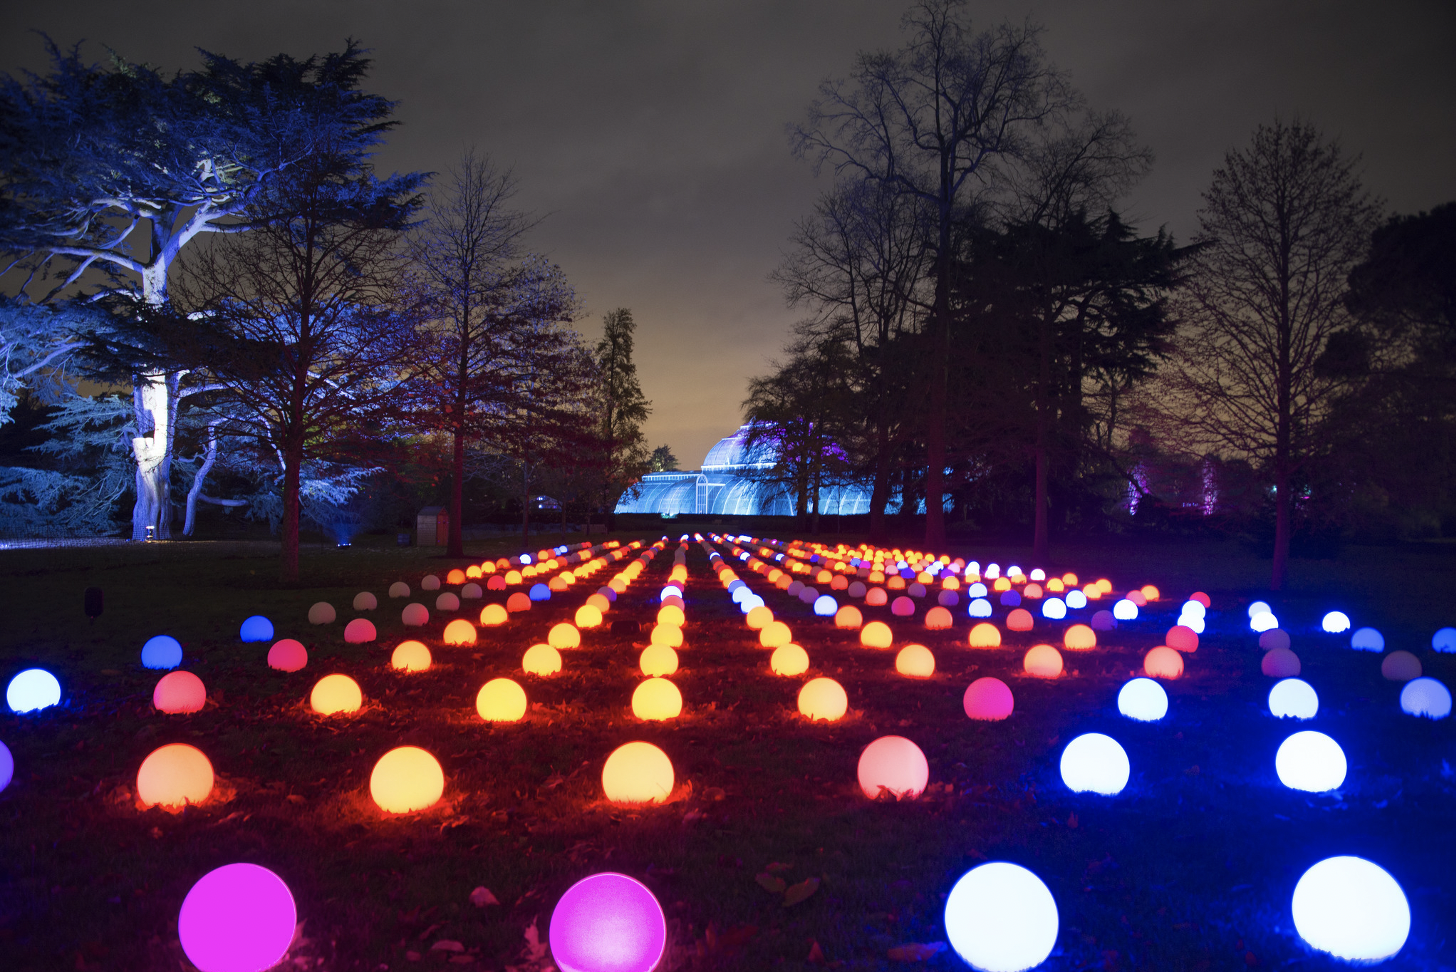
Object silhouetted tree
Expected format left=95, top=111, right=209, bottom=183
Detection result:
left=649, top=444, right=679, bottom=472
left=592, top=309, right=651, bottom=528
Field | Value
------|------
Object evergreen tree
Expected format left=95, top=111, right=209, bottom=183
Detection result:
left=593, top=309, right=651, bottom=525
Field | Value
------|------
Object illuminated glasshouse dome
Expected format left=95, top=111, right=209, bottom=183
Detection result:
left=615, top=424, right=876, bottom=517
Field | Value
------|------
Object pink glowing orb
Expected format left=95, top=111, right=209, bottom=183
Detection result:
left=343, top=618, right=377, bottom=643
left=179, top=863, right=296, bottom=972
left=548, top=871, right=666, bottom=972
left=153, top=671, right=206, bottom=713
left=267, top=639, right=308, bottom=672
left=857, top=735, right=929, bottom=799
left=963, top=677, right=1014, bottom=721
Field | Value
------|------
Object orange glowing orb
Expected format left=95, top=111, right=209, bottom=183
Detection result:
left=835, top=605, right=864, bottom=629
left=1023, top=644, right=1064, bottom=678
left=640, top=643, right=679, bottom=677
left=770, top=644, right=810, bottom=676
left=137, top=743, right=214, bottom=809
left=602, top=741, right=675, bottom=804
left=631, top=677, right=683, bottom=720
left=1143, top=646, right=1184, bottom=679
left=522, top=644, right=562, bottom=676
left=586, top=593, right=611, bottom=612
left=1023, top=583, right=1044, bottom=599
left=1063, top=624, right=1096, bottom=650
left=446, top=569, right=466, bottom=585
left=479, top=603, right=509, bottom=626
left=1006, top=608, right=1034, bottom=631
left=857, top=735, right=929, bottom=800
left=575, top=604, right=604, bottom=628
left=895, top=644, right=936, bottom=678
left=865, top=587, right=888, bottom=606
left=267, top=639, right=308, bottom=672
left=924, top=606, right=953, bottom=630
left=860, top=621, right=894, bottom=649
left=390, top=641, right=432, bottom=672
left=759, top=620, right=792, bottom=648
left=369, top=746, right=444, bottom=813
left=745, top=605, right=774, bottom=630
left=1140, top=585, right=1160, bottom=602
left=657, top=604, right=686, bottom=627
left=650, top=623, right=683, bottom=648
left=548, top=623, right=581, bottom=650
left=153, top=671, right=206, bottom=714
left=310, top=674, right=362, bottom=715
left=798, top=677, right=848, bottom=721
left=442, top=619, right=477, bottom=646
left=506, top=592, right=531, bottom=613
left=476, top=678, right=528, bottom=722
left=968, top=623, right=1002, bottom=648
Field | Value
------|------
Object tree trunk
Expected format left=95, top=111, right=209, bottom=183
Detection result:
left=448, top=425, right=465, bottom=557
left=130, top=377, right=171, bottom=540
left=1033, top=313, right=1052, bottom=565
left=923, top=228, right=951, bottom=551
left=521, top=462, right=531, bottom=541
left=868, top=419, right=891, bottom=544
left=183, top=422, right=221, bottom=536
left=280, top=441, right=303, bottom=584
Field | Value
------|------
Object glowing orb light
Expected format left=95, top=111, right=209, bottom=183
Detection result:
left=1117, top=678, right=1168, bottom=721
left=137, top=743, right=214, bottom=808
left=343, top=618, right=376, bottom=643
left=857, top=735, right=929, bottom=799
left=1431, top=627, right=1456, bottom=652
left=602, top=741, right=675, bottom=804
left=651, top=624, right=683, bottom=648
left=1126, top=589, right=1147, bottom=607
left=640, top=643, right=679, bottom=677
left=1181, top=600, right=1206, bottom=620
left=480, top=603, right=508, bottom=626
left=178, top=863, right=296, bottom=972
left=154, top=671, right=206, bottom=714
left=308, top=602, right=336, bottom=625
left=476, top=678, right=527, bottom=722
left=969, top=597, right=993, bottom=617
left=1023, top=645, right=1063, bottom=678
left=891, top=596, right=916, bottom=617
left=1399, top=677, right=1451, bottom=719
left=760, top=621, right=792, bottom=648
left=239, top=616, right=273, bottom=642
left=1112, top=599, right=1138, bottom=621
left=1063, top=624, right=1096, bottom=651
left=575, top=604, right=604, bottom=628
left=999, top=591, right=1021, bottom=607
left=1269, top=678, right=1319, bottom=719
left=522, top=644, right=563, bottom=676
left=1319, top=610, right=1350, bottom=633
left=1091, top=610, right=1116, bottom=631
left=506, top=592, right=532, bottom=613
left=401, top=603, right=429, bottom=626
left=631, top=677, right=683, bottom=720
left=963, top=677, right=1014, bottom=721
left=388, top=582, right=410, bottom=598
left=1066, top=590, right=1088, bottom=609
left=545, top=623, right=580, bottom=650
left=1143, top=646, right=1184, bottom=679
left=860, top=621, right=893, bottom=649
left=370, top=746, right=444, bottom=813
left=436, top=619, right=473, bottom=647
left=1060, top=733, right=1130, bottom=795
left=925, top=606, right=953, bottom=629
left=1262, top=646, right=1302, bottom=678
left=548, top=872, right=666, bottom=972
left=529, top=583, right=551, bottom=601
left=1351, top=627, right=1384, bottom=651
left=435, top=592, right=460, bottom=612
left=944, top=862, right=1058, bottom=972
left=658, top=604, right=686, bottom=627
left=390, top=641, right=432, bottom=672
left=968, top=583, right=988, bottom=598
left=461, top=582, right=482, bottom=599
left=0, top=739, right=10, bottom=793
left=1276, top=731, right=1346, bottom=791
left=938, top=590, right=960, bottom=607
left=1041, top=598, right=1066, bottom=620
left=834, top=606, right=863, bottom=629
left=968, top=622, right=1002, bottom=648
left=267, top=639, right=307, bottom=672
left=1258, top=628, right=1291, bottom=651
left=141, top=635, right=184, bottom=670
left=1291, top=856, right=1409, bottom=963
left=770, top=644, right=809, bottom=676
left=1251, top=612, right=1280, bottom=633
left=1178, top=612, right=1206, bottom=634
left=446, top=569, right=466, bottom=585
left=895, top=644, right=935, bottom=678
left=1166, top=625, right=1198, bottom=652
left=354, top=592, right=378, bottom=610
left=422, top=574, right=442, bottom=591
left=1248, top=600, right=1271, bottom=618
left=1381, top=651, right=1421, bottom=681
left=7, top=669, right=60, bottom=713
left=798, top=677, right=848, bottom=721
left=310, top=674, right=362, bottom=715
left=813, top=595, right=838, bottom=617
left=1190, top=591, right=1211, bottom=607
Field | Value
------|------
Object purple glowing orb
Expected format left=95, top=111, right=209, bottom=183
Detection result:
left=549, top=872, right=666, bottom=972
left=178, top=863, right=296, bottom=972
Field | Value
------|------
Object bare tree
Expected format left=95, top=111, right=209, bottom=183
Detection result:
left=1155, top=119, right=1381, bottom=589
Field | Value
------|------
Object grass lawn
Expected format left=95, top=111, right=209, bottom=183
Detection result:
left=0, top=532, right=1452, bottom=971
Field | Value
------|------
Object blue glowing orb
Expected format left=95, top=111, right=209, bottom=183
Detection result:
left=1060, top=733, right=1130, bottom=795
left=1041, top=598, right=1067, bottom=620
left=238, top=616, right=273, bottom=642
left=1269, top=678, right=1318, bottom=719
left=969, top=598, right=993, bottom=618
left=1117, top=678, right=1168, bottom=722
left=1112, top=599, right=1138, bottom=621
left=1432, top=627, right=1456, bottom=652
left=813, top=595, right=838, bottom=617
left=1350, top=627, right=1384, bottom=651
left=0, top=738, right=12, bottom=793
left=944, top=862, right=1058, bottom=972
left=1276, top=731, right=1346, bottom=791
left=7, top=668, right=61, bottom=713
left=529, top=583, right=552, bottom=601
left=1291, top=856, right=1409, bottom=963
left=141, top=635, right=183, bottom=670
left=999, top=590, right=1022, bottom=607
left=1399, top=677, right=1451, bottom=719
left=1322, top=611, right=1351, bottom=634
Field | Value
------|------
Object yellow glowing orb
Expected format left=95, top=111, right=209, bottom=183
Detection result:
left=548, top=623, right=581, bottom=650
left=759, top=620, right=792, bottom=648
left=993, top=577, right=1012, bottom=592
left=745, top=605, right=774, bottom=630
left=1063, top=624, right=1097, bottom=650
left=310, top=674, right=363, bottom=715
left=640, top=643, right=679, bottom=676
left=522, top=643, right=563, bottom=676
left=631, top=677, right=683, bottom=720
left=370, top=746, right=444, bottom=813
left=798, top=677, right=848, bottom=721
left=835, top=606, right=864, bottom=629
left=390, top=641, right=432, bottom=672
left=657, top=604, right=685, bottom=627
left=651, top=623, right=683, bottom=647
left=968, top=623, right=1002, bottom=648
left=895, top=644, right=936, bottom=678
left=479, top=603, right=508, bottom=626
left=770, top=644, right=810, bottom=676
left=1023, top=644, right=1064, bottom=678
left=860, top=621, right=894, bottom=649
left=1140, top=585, right=1160, bottom=601
left=137, top=743, right=214, bottom=809
left=575, top=604, right=604, bottom=628
left=442, top=619, right=477, bottom=646
left=476, top=678, right=528, bottom=722
left=602, top=741, right=675, bottom=804
left=505, top=570, right=523, bottom=585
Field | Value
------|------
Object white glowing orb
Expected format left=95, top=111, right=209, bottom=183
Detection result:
left=1399, top=677, right=1451, bottom=719
left=7, top=668, right=60, bottom=713
left=813, top=595, right=838, bottom=616
left=1112, top=599, right=1138, bottom=621
left=944, top=862, right=1058, bottom=972
left=968, top=583, right=988, bottom=598
left=1276, top=731, right=1346, bottom=791
left=1060, top=733, right=1130, bottom=795
left=1269, top=678, right=1319, bottom=719
left=1291, top=856, right=1409, bottom=963
left=1251, top=612, right=1279, bottom=633
left=1065, top=590, right=1087, bottom=609
left=1117, top=678, right=1168, bottom=721
left=1322, top=611, right=1351, bottom=634
left=1350, top=627, right=1384, bottom=651
left=1180, top=600, right=1206, bottom=620
left=969, top=598, right=993, bottom=618
left=1432, top=627, right=1456, bottom=652
left=1041, top=598, right=1066, bottom=620
left=1248, top=600, right=1272, bottom=619
left=1177, top=612, right=1206, bottom=635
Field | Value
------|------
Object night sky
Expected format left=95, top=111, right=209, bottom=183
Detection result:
left=4, top=0, right=1452, bottom=467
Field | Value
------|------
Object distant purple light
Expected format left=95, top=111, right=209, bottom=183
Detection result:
left=549, top=872, right=666, bottom=972
left=178, top=863, right=296, bottom=972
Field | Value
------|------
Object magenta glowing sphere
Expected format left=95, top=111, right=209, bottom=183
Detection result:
left=548, top=872, right=666, bottom=972
left=178, top=863, right=297, bottom=972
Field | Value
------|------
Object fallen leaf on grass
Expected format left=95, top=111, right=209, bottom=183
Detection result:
left=755, top=872, right=787, bottom=894
left=807, top=940, right=825, bottom=962
left=431, top=940, right=465, bottom=953
left=698, top=922, right=757, bottom=958
left=469, top=887, right=499, bottom=907
left=783, top=876, right=820, bottom=907
left=765, top=861, right=792, bottom=873
left=887, top=941, right=948, bottom=961
left=521, top=919, right=548, bottom=962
